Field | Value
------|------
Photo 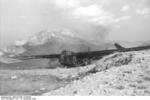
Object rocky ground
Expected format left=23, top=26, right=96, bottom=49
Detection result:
left=0, top=50, right=150, bottom=96
left=43, top=50, right=150, bottom=96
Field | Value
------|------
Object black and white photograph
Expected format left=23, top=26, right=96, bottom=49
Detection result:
left=0, top=0, right=150, bottom=97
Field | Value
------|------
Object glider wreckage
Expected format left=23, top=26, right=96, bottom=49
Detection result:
left=11, top=43, right=150, bottom=67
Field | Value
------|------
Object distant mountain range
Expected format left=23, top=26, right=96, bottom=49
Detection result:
left=1, top=29, right=114, bottom=57
left=0, top=29, right=150, bottom=69
left=0, top=29, right=113, bottom=69
left=1, top=30, right=150, bottom=57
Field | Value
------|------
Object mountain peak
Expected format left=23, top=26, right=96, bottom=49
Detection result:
left=26, top=29, right=75, bottom=46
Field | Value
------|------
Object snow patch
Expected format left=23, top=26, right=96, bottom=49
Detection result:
left=15, top=40, right=27, bottom=46
left=27, top=29, right=75, bottom=46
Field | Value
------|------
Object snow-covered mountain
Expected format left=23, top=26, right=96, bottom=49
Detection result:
left=1, top=29, right=150, bottom=69
left=2, top=29, right=150, bottom=57
left=18, top=29, right=109, bottom=55
left=26, top=30, right=75, bottom=46
left=1, top=29, right=101, bottom=56
left=0, top=29, right=110, bottom=68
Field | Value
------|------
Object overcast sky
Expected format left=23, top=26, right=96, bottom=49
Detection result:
left=0, top=0, right=150, bottom=48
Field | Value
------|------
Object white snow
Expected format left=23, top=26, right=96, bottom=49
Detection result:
left=15, top=40, right=27, bottom=46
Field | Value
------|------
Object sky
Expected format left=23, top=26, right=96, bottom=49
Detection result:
left=0, top=0, right=150, bottom=48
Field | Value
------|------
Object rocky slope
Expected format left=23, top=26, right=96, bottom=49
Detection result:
left=1, top=47, right=150, bottom=95
left=43, top=50, right=150, bottom=96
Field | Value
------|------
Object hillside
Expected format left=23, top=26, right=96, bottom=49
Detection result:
left=0, top=49, right=150, bottom=95
left=43, top=50, right=150, bottom=96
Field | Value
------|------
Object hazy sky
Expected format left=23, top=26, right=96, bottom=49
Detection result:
left=0, top=0, right=150, bottom=48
